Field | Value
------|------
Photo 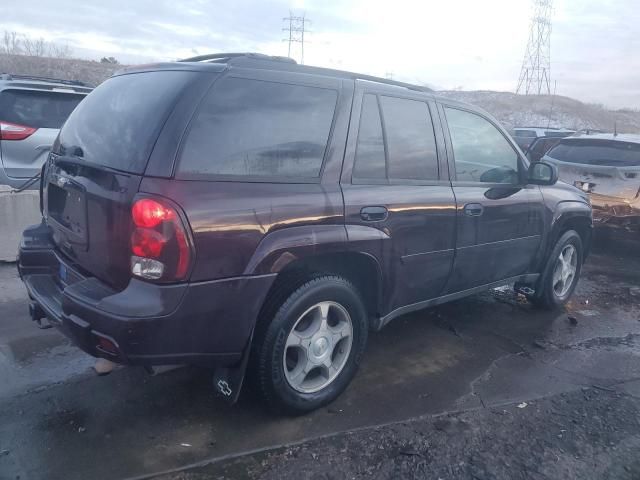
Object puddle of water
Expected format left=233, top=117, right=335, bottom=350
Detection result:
left=0, top=340, right=95, bottom=399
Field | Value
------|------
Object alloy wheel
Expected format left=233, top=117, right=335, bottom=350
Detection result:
left=283, top=301, right=353, bottom=393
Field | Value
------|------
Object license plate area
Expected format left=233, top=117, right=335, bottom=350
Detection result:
left=56, top=260, right=84, bottom=288
left=47, top=174, right=88, bottom=245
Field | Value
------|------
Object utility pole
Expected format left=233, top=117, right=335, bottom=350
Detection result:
left=516, top=0, right=553, bottom=95
left=283, top=12, right=309, bottom=64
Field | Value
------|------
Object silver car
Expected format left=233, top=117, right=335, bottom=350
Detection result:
left=0, top=74, right=92, bottom=188
left=542, top=133, right=640, bottom=233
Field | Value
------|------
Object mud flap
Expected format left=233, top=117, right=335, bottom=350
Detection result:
left=212, top=330, right=254, bottom=404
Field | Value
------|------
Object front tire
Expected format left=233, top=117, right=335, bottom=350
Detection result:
left=253, top=275, right=368, bottom=415
left=532, top=230, right=583, bottom=309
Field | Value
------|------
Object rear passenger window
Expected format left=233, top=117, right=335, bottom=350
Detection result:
left=352, top=94, right=439, bottom=182
left=380, top=96, right=438, bottom=180
left=353, top=94, right=386, bottom=179
left=178, top=77, right=337, bottom=179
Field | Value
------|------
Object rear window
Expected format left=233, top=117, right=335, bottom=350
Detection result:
left=0, top=89, right=84, bottom=129
left=178, top=77, right=337, bottom=179
left=514, top=130, right=536, bottom=137
left=352, top=94, right=439, bottom=182
left=380, top=96, right=438, bottom=180
left=353, top=94, right=386, bottom=179
left=57, top=71, right=196, bottom=174
left=547, top=139, right=640, bottom=167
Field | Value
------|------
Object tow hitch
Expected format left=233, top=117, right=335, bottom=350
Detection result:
left=29, top=301, right=52, bottom=329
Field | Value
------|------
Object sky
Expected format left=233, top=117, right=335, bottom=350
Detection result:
left=1, top=0, right=638, bottom=109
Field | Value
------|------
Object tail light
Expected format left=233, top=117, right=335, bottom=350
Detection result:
left=130, top=197, right=193, bottom=282
left=0, top=121, right=37, bottom=140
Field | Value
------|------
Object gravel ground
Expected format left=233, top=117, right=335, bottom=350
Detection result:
left=161, top=386, right=640, bottom=480
left=1, top=235, right=638, bottom=480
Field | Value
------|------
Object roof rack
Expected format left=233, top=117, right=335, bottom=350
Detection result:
left=354, top=76, right=433, bottom=94
left=175, top=52, right=433, bottom=94
left=0, top=73, right=93, bottom=87
left=178, top=52, right=296, bottom=64
left=514, top=126, right=574, bottom=130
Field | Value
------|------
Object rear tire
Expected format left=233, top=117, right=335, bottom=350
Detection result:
left=531, top=230, right=583, bottom=309
left=253, top=275, right=368, bottom=415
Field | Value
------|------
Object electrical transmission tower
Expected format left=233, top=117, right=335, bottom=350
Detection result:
left=516, top=0, right=553, bottom=95
left=283, top=12, right=309, bottom=64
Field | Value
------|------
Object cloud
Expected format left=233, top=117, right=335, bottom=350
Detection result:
left=1, top=0, right=638, bottom=108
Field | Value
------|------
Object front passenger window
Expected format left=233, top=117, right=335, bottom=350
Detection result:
left=445, top=107, right=520, bottom=184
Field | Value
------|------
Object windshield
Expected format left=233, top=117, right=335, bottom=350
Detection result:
left=57, top=71, right=196, bottom=173
left=546, top=139, right=640, bottom=167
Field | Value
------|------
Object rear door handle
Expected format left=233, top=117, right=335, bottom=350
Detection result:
left=463, top=203, right=484, bottom=216
left=360, top=206, right=388, bottom=222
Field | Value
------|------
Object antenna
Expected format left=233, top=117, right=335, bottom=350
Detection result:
left=516, top=0, right=553, bottom=95
left=283, top=12, right=310, bottom=64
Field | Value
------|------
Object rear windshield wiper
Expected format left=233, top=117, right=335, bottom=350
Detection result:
left=54, top=155, right=132, bottom=176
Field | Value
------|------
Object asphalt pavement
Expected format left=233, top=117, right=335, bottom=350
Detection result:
left=0, top=235, right=638, bottom=480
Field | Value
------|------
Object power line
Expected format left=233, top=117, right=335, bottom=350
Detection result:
left=282, top=12, right=310, bottom=64
left=516, top=0, right=553, bottom=95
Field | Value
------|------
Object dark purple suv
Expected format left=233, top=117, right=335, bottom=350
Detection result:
left=18, top=53, right=592, bottom=414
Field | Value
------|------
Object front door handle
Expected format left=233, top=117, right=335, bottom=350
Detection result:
left=463, top=203, right=484, bottom=216
left=360, top=206, right=388, bottom=222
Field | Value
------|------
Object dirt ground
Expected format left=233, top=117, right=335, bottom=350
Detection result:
left=159, top=233, right=640, bottom=480
left=0, top=232, right=639, bottom=480
left=169, top=386, right=640, bottom=480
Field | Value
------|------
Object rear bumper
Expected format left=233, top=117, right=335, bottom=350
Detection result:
left=18, top=222, right=276, bottom=368
left=591, top=195, right=640, bottom=231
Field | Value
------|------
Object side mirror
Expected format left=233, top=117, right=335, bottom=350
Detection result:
left=528, top=161, right=558, bottom=186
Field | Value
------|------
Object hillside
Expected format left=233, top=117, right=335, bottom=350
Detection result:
left=438, top=90, right=640, bottom=134
left=0, top=54, right=119, bottom=86
left=2, top=54, right=639, bottom=134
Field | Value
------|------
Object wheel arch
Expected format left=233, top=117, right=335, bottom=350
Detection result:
left=549, top=201, right=593, bottom=262
left=256, top=250, right=384, bottom=330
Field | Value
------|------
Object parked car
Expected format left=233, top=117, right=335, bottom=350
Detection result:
left=18, top=53, right=592, bottom=414
left=513, top=126, right=575, bottom=152
left=0, top=74, right=91, bottom=188
left=543, top=133, right=640, bottom=233
left=525, top=136, right=565, bottom=163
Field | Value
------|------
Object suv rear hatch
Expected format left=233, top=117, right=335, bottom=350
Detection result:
left=43, top=70, right=199, bottom=289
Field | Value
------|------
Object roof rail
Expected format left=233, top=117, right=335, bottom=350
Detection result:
left=178, top=52, right=296, bottom=64
left=355, top=76, right=433, bottom=94
left=175, top=53, right=433, bottom=94
left=515, top=126, right=574, bottom=130
left=0, top=73, right=93, bottom=87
